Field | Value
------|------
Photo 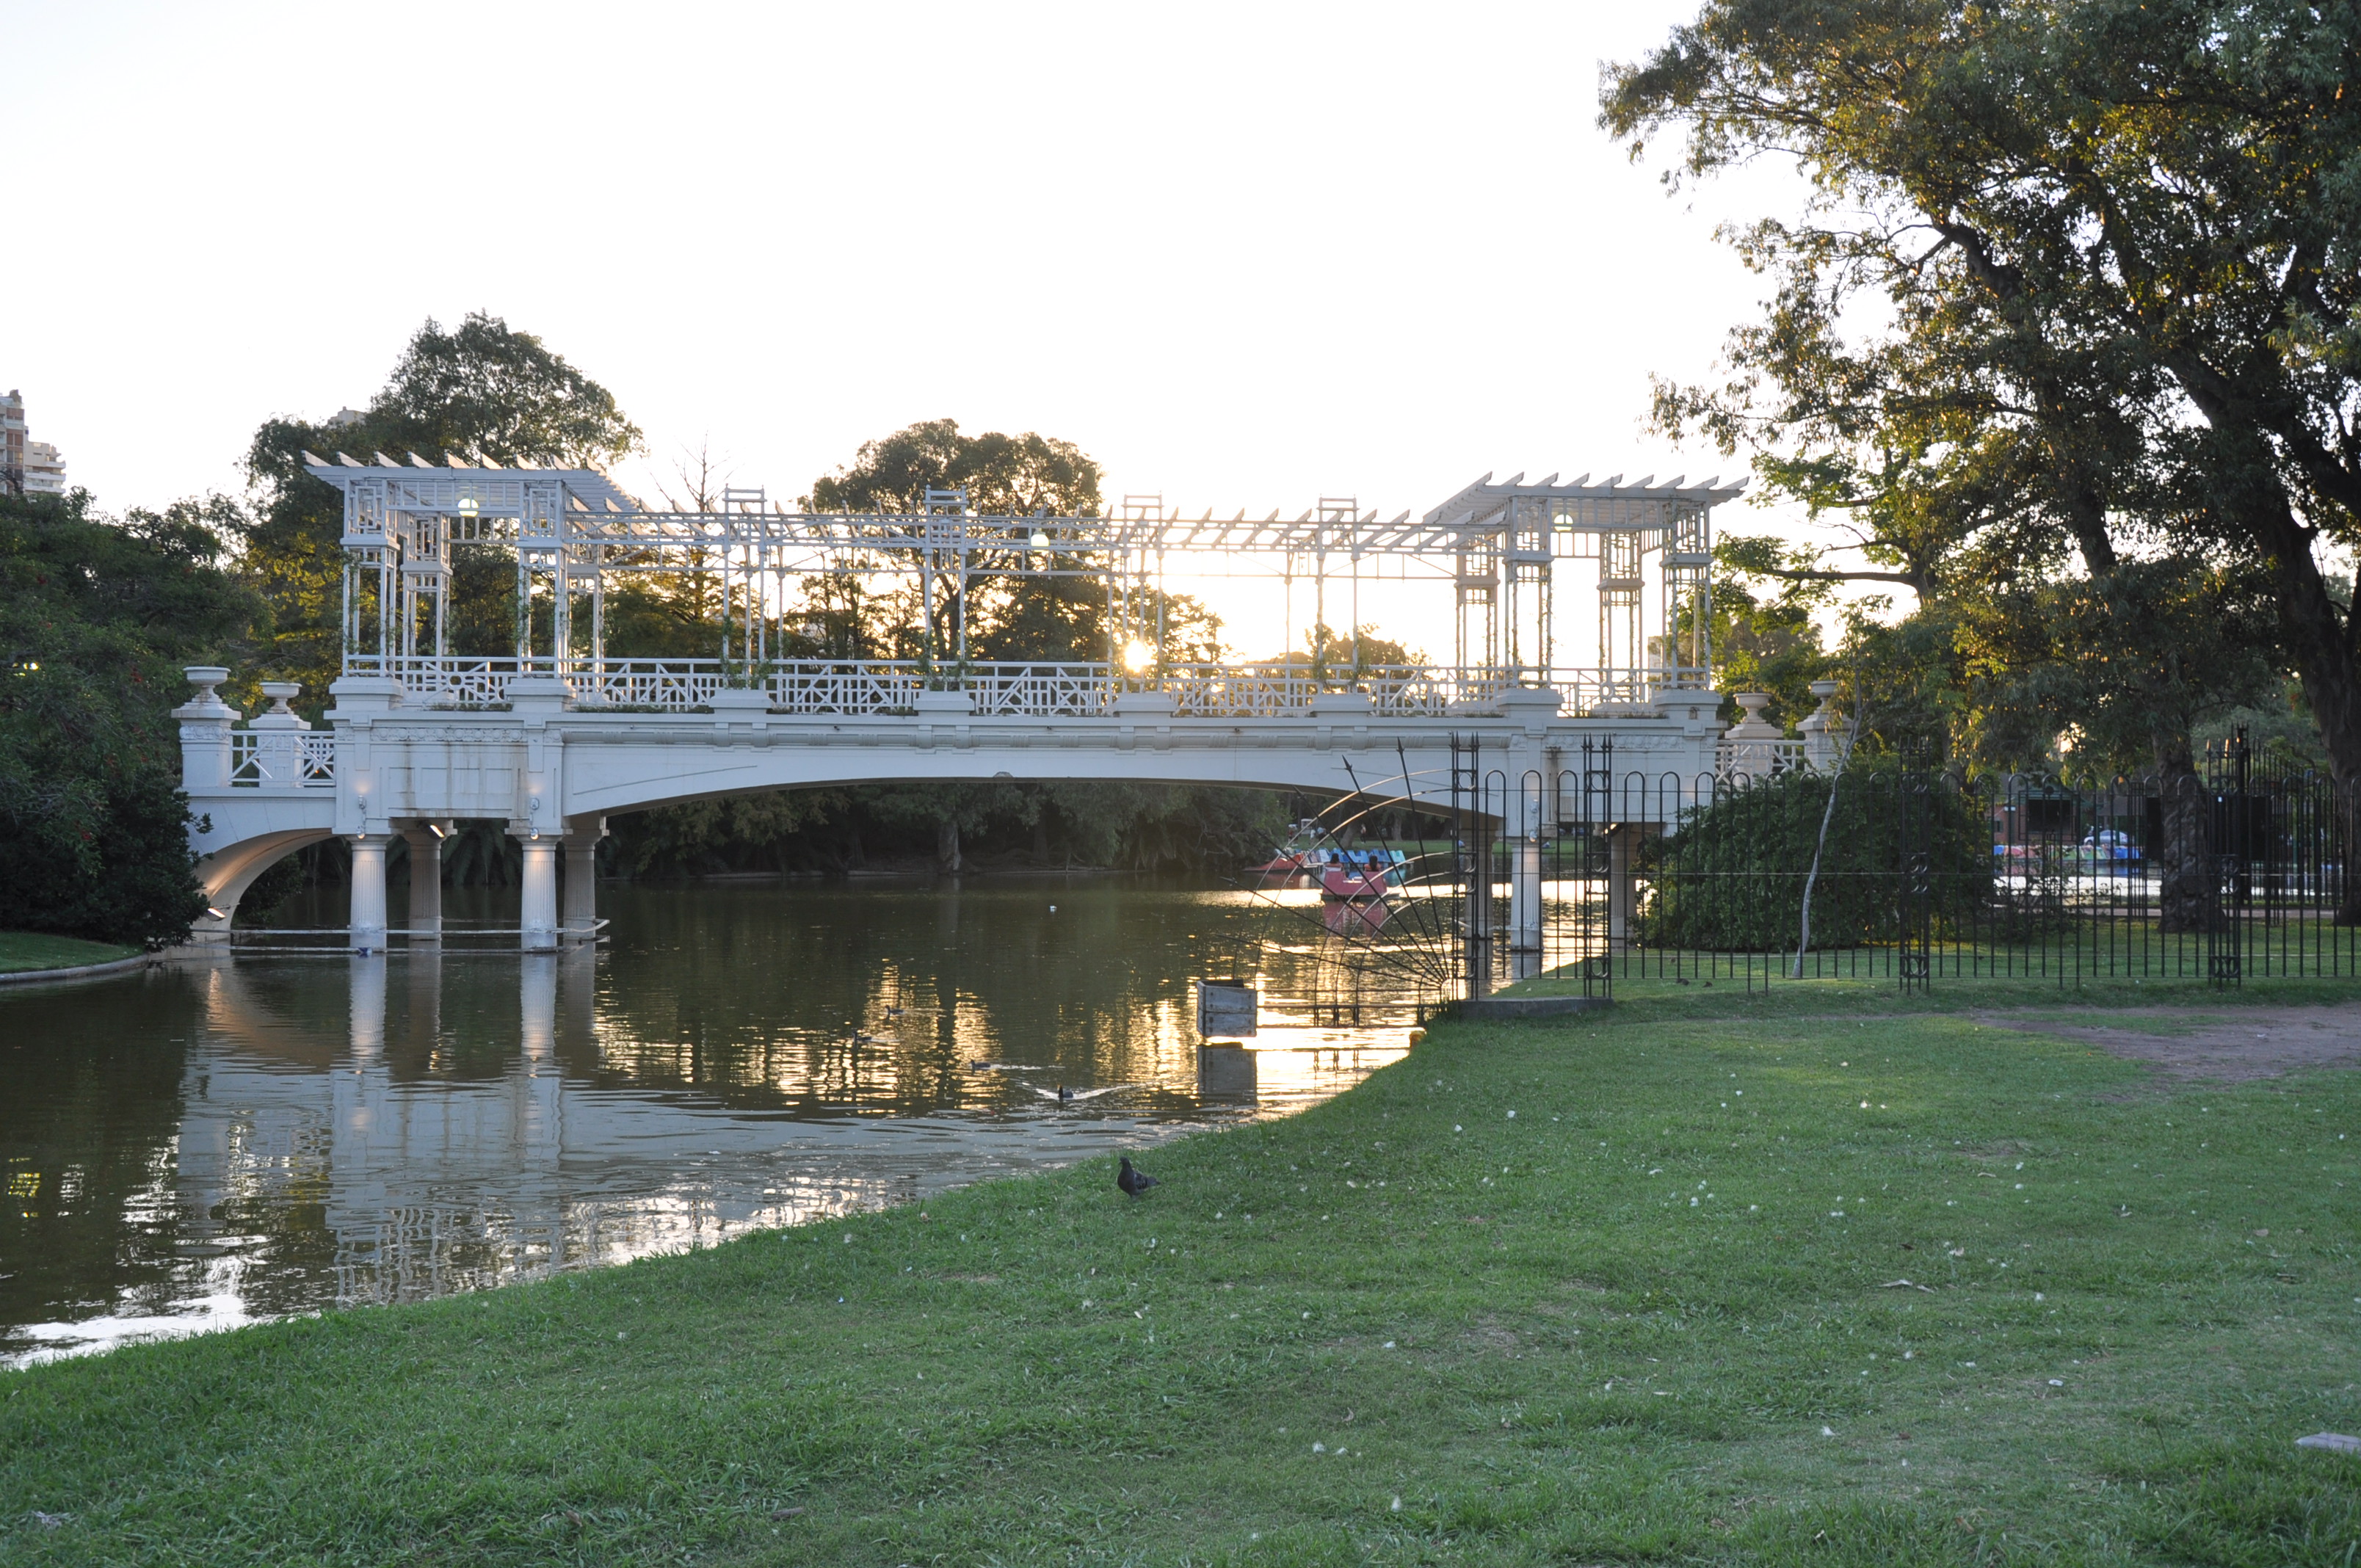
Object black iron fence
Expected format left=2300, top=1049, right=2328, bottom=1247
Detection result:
left=1246, top=736, right=2351, bottom=1011
left=1515, top=738, right=2355, bottom=994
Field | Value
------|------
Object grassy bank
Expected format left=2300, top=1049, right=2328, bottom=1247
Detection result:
left=0, top=933, right=139, bottom=976
left=7, top=983, right=2361, bottom=1564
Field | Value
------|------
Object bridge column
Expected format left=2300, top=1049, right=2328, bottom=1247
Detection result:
left=1510, top=835, right=1544, bottom=981
left=1607, top=824, right=1639, bottom=950
left=562, top=819, right=605, bottom=943
left=517, top=832, right=559, bottom=951
left=399, top=821, right=446, bottom=942
left=349, top=835, right=390, bottom=954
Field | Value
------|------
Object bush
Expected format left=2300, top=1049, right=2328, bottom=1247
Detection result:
left=1637, top=761, right=1988, bottom=952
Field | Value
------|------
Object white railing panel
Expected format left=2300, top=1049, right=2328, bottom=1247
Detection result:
left=1716, top=738, right=1808, bottom=783
left=230, top=732, right=337, bottom=788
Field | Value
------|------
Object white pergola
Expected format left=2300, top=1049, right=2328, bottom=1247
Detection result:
left=306, top=451, right=1737, bottom=717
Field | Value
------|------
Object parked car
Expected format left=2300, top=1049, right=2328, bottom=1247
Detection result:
left=2080, top=828, right=2142, bottom=873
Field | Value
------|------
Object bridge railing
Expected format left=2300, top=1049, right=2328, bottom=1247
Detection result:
left=229, top=731, right=337, bottom=788
left=1715, top=736, right=1809, bottom=779
left=345, top=656, right=1708, bottom=719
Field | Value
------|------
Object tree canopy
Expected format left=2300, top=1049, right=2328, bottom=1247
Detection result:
left=795, top=419, right=1225, bottom=667
left=0, top=490, right=265, bottom=944
left=366, top=314, right=642, bottom=471
left=805, top=419, right=1101, bottom=517
left=1604, top=0, right=2359, bottom=793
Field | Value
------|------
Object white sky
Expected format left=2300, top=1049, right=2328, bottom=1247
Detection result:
left=7, top=1, right=1836, bottom=661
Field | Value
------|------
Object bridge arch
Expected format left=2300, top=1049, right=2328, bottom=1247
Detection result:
left=181, top=828, right=336, bottom=943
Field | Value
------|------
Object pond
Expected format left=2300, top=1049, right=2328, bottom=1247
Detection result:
left=0, top=879, right=1430, bottom=1366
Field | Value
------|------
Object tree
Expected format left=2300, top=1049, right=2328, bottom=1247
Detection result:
left=243, top=313, right=643, bottom=706
left=1603, top=0, right=2355, bottom=913
left=366, top=315, right=641, bottom=470
left=0, top=491, right=266, bottom=945
left=1701, top=542, right=1835, bottom=730
left=803, top=419, right=1112, bottom=667
left=807, top=420, right=1102, bottom=516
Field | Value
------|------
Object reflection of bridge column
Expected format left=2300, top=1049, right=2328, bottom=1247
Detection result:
left=350, top=952, right=386, bottom=1060
left=562, top=819, right=604, bottom=943
left=334, top=956, right=394, bottom=1251
left=517, top=833, right=559, bottom=951
left=518, top=954, right=563, bottom=1169
left=559, top=943, right=598, bottom=1062
left=399, top=821, right=446, bottom=942
left=406, top=945, right=443, bottom=1053
left=349, top=835, right=389, bottom=953
left=521, top=954, right=555, bottom=1064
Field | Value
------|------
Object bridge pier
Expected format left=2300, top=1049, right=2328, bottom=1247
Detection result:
left=518, top=833, right=559, bottom=951
left=562, top=820, right=604, bottom=943
left=399, top=821, right=446, bottom=942
left=349, top=835, right=390, bottom=954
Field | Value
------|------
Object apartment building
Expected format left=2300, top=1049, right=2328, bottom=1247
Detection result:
left=2, top=389, right=68, bottom=495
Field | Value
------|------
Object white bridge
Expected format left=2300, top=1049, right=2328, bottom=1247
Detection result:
left=175, top=460, right=1833, bottom=976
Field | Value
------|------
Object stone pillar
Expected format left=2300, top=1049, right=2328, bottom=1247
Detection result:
left=399, top=822, right=446, bottom=942
left=349, top=835, right=389, bottom=954
left=1797, top=680, right=1851, bottom=772
left=518, top=835, right=559, bottom=951
left=1721, top=692, right=1785, bottom=783
left=562, top=819, right=605, bottom=942
left=173, top=667, right=239, bottom=790
left=247, top=680, right=313, bottom=786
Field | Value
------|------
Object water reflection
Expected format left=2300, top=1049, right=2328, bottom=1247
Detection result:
left=0, top=882, right=1419, bottom=1365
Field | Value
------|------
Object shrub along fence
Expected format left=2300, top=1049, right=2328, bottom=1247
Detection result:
left=1490, top=738, right=2357, bottom=995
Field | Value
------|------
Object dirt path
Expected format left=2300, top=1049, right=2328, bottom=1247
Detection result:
left=1970, top=1004, right=2361, bottom=1081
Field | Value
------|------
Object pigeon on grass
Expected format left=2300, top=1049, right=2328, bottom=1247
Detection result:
left=1117, top=1156, right=1160, bottom=1197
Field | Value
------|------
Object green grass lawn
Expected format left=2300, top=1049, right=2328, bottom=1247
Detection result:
left=0, top=933, right=139, bottom=976
left=7, top=982, right=2361, bottom=1564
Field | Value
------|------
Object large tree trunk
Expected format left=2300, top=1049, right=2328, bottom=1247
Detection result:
left=937, top=816, right=962, bottom=874
left=2152, top=730, right=2216, bottom=934
left=2166, top=377, right=2361, bottom=921
left=2266, top=555, right=2361, bottom=923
